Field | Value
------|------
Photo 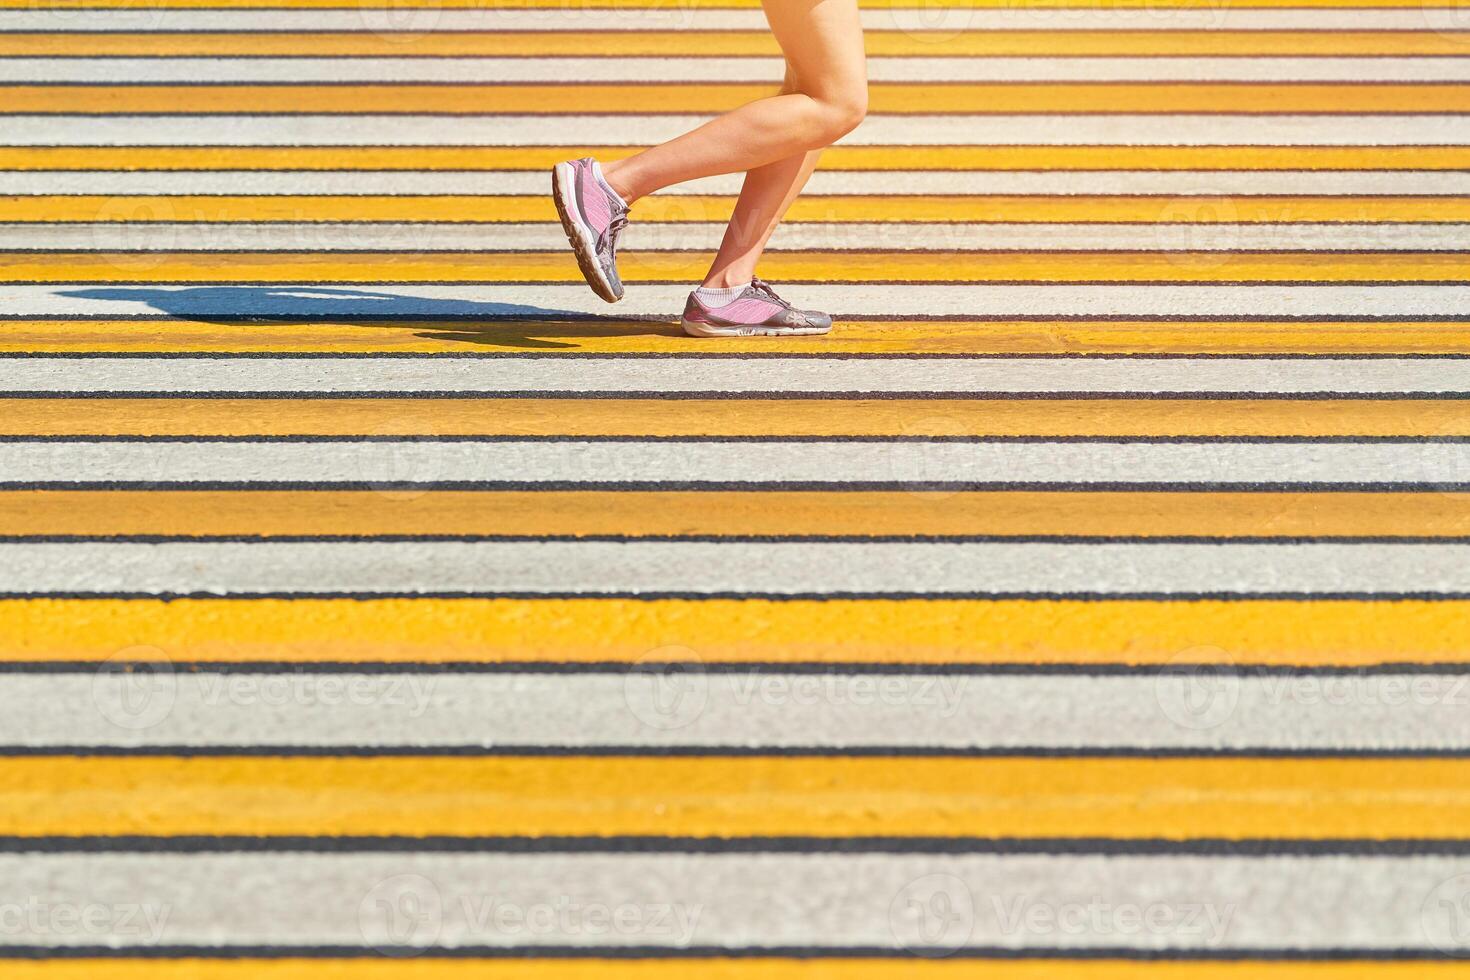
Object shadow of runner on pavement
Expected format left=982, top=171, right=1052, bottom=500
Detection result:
left=54, top=286, right=682, bottom=351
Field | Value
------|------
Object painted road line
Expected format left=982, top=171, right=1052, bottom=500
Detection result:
left=6, top=32, right=1470, bottom=58
left=8, top=253, right=1470, bottom=286
left=7, top=146, right=1470, bottom=171
left=5, top=757, right=1470, bottom=837
left=13, top=171, right=1470, bottom=196
left=4, top=967, right=1469, bottom=980
left=4, top=596, right=1467, bottom=665
left=8, top=114, right=1470, bottom=146
left=2, top=440, right=1469, bottom=491
left=0, top=852, right=1465, bottom=952
left=21, top=223, right=1470, bottom=254
left=6, top=487, right=1470, bottom=540
left=3, top=491, right=1470, bottom=539
left=7, top=283, right=1470, bottom=318
left=4, top=356, right=1465, bottom=396
left=7, top=399, right=1469, bottom=438
left=17, top=55, right=1470, bottom=85
left=1, top=8, right=1460, bottom=30
left=0, top=541, right=1468, bottom=596
left=4, top=320, right=1468, bottom=355
left=13, top=56, right=1470, bottom=85
left=25, top=671, right=1470, bottom=751
left=15, top=196, right=1470, bottom=224
left=7, top=355, right=1470, bottom=396
left=11, top=83, right=1470, bottom=115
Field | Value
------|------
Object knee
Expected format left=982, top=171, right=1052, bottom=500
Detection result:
left=811, top=86, right=868, bottom=145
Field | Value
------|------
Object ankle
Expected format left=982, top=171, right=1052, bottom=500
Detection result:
left=598, top=160, right=638, bottom=204
left=701, top=271, right=754, bottom=289
left=693, top=280, right=751, bottom=307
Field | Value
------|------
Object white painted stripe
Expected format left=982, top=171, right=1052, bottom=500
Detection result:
left=2, top=852, right=1461, bottom=951
left=3, top=283, right=1465, bottom=318
left=8, top=56, right=1470, bottom=84
left=1, top=355, right=1463, bottom=395
left=6, top=115, right=1469, bottom=147
left=1, top=541, right=1467, bottom=595
left=21, top=672, right=1470, bottom=751
left=18, top=221, right=1469, bottom=253
left=3, top=440, right=1466, bottom=488
left=10, top=170, right=1470, bottom=196
left=0, top=7, right=1451, bottom=31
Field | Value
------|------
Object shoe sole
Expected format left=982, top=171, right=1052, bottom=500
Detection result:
left=551, top=162, right=622, bottom=304
left=681, top=317, right=832, bottom=338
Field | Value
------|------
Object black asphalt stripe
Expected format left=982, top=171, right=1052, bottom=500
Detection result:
left=6, top=349, right=1470, bottom=359
left=3, top=312, right=1470, bottom=324
left=2, top=392, right=1468, bottom=402
left=1, top=480, right=1467, bottom=491
left=13, top=248, right=1470, bottom=255
left=2, top=835, right=1470, bottom=855
left=12, top=111, right=1470, bottom=118
left=14, top=167, right=1470, bottom=174
left=3, top=535, right=1470, bottom=545
left=14, top=79, right=1470, bottom=88
left=18, top=661, right=1470, bottom=676
left=0, top=945, right=1460, bottom=960
left=11, top=278, right=1470, bottom=286
left=2, top=590, right=1469, bottom=600
left=4, top=434, right=1468, bottom=443
left=2, top=746, right=1470, bottom=759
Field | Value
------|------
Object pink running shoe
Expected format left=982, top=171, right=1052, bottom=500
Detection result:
left=681, top=278, right=833, bottom=338
left=551, top=157, right=629, bottom=303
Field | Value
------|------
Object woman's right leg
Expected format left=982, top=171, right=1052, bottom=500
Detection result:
left=600, top=0, right=866, bottom=203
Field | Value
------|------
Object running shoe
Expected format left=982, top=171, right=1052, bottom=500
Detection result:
left=551, top=157, right=629, bottom=303
left=681, top=278, right=833, bottom=338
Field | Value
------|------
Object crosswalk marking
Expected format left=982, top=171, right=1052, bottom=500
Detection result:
left=5, top=490, right=1470, bottom=537
left=5, top=0, right=1469, bottom=966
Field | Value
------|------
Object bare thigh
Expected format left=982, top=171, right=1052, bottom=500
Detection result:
left=762, top=0, right=867, bottom=108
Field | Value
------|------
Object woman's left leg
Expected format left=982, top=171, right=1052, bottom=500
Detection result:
left=700, top=73, right=825, bottom=289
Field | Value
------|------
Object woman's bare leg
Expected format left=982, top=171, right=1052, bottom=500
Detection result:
left=600, top=0, right=866, bottom=203
left=700, top=146, right=823, bottom=287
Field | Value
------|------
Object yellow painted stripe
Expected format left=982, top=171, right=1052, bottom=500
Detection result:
left=4, top=597, right=1467, bottom=665
left=6, top=756, right=1470, bottom=838
left=4, top=320, right=1468, bottom=355
left=6, top=963, right=1470, bottom=980
left=12, top=196, right=1468, bottom=225
left=7, top=251, right=1466, bottom=284
left=9, top=83, right=1469, bottom=114
left=5, top=491, right=1469, bottom=538
left=7, top=398, right=1468, bottom=438
left=5, top=146, right=1470, bottom=172
left=3, top=32, right=1468, bottom=57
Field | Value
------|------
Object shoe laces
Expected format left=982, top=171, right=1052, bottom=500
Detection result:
left=748, top=277, right=792, bottom=309
left=599, top=207, right=630, bottom=257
